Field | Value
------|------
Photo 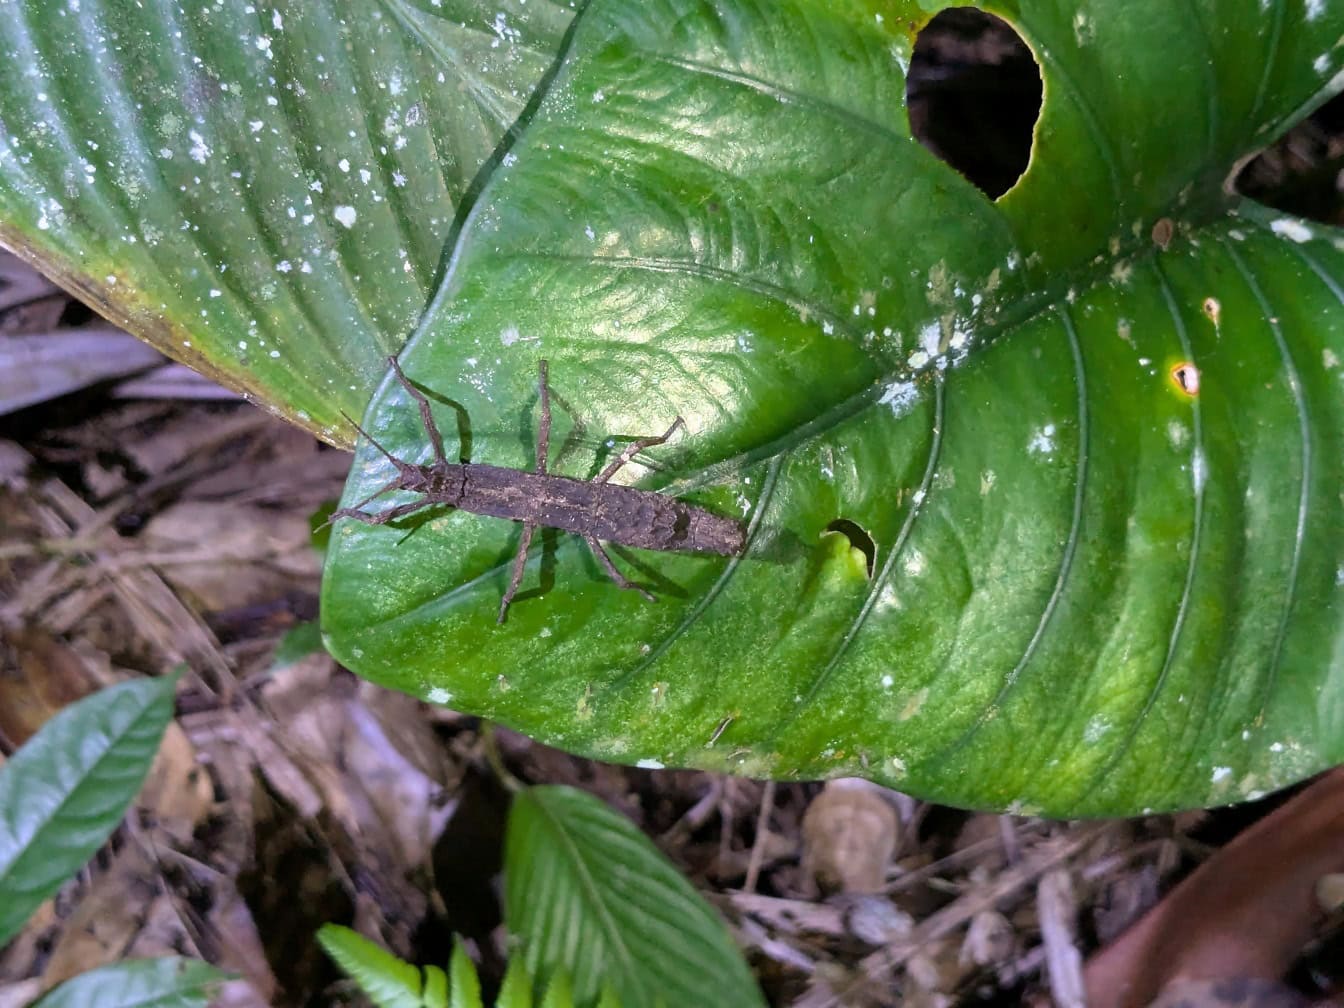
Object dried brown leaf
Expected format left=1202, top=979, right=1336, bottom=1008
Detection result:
left=1085, top=769, right=1344, bottom=1008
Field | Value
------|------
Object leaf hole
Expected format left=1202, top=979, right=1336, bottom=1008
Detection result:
left=907, top=8, right=1042, bottom=200
left=825, top=519, right=876, bottom=578
left=1171, top=362, right=1200, bottom=397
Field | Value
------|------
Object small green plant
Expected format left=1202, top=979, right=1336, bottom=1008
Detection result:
left=0, top=675, right=229, bottom=1007
left=319, top=929, right=620, bottom=1008
left=320, top=782, right=763, bottom=1008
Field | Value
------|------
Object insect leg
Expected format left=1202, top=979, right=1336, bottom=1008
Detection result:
left=594, top=417, right=686, bottom=484
left=584, top=536, right=655, bottom=602
left=385, top=356, right=449, bottom=467
left=536, top=360, right=551, bottom=475
left=329, top=498, right=430, bottom=526
left=498, top=522, right=537, bottom=623
left=317, top=475, right=402, bottom=529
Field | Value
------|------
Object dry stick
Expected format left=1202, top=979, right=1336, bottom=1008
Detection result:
left=795, top=823, right=1113, bottom=1008
left=29, top=476, right=231, bottom=680
left=743, top=780, right=777, bottom=894
left=660, top=778, right=725, bottom=845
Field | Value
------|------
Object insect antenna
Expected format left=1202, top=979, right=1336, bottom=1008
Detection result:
left=317, top=412, right=416, bottom=530
left=319, top=475, right=406, bottom=529
left=340, top=409, right=405, bottom=469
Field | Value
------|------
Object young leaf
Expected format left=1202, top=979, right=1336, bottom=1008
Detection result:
left=0, top=675, right=177, bottom=946
left=504, top=786, right=764, bottom=1008
left=448, top=937, right=484, bottom=1008
left=322, top=0, right=1344, bottom=815
left=31, top=957, right=229, bottom=1008
left=317, top=924, right=441, bottom=1008
left=495, top=955, right=535, bottom=1008
left=537, top=970, right=577, bottom=1008
left=0, top=1, right=574, bottom=445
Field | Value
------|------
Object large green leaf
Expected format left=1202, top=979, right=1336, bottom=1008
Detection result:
left=0, top=675, right=177, bottom=946
left=504, top=785, right=763, bottom=1008
left=0, top=0, right=574, bottom=445
left=322, top=0, right=1344, bottom=815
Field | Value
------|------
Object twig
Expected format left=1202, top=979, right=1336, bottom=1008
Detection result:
left=743, top=780, right=777, bottom=893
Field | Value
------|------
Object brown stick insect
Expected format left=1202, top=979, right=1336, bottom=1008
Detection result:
left=331, top=357, right=746, bottom=622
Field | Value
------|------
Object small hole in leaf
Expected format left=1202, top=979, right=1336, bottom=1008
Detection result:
left=825, top=519, right=876, bottom=578
left=907, top=8, right=1042, bottom=200
left=1171, top=362, right=1200, bottom=397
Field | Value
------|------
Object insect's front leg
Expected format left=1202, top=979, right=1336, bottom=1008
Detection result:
left=595, top=417, right=686, bottom=483
left=330, top=499, right=429, bottom=526
left=385, top=356, right=451, bottom=467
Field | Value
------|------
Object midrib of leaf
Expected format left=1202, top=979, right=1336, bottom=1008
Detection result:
left=526, top=794, right=639, bottom=996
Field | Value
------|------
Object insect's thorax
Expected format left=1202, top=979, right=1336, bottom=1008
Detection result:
left=410, top=463, right=468, bottom=501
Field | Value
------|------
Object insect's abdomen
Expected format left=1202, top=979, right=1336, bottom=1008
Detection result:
left=458, top=465, right=744, bottom=556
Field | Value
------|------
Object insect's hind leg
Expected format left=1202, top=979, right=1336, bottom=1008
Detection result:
left=385, top=356, right=450, bottom=467
left=584, top=536, right=655, bottom=602
left=595, top=417, right=686, bottom=484
left=498, top=522, right=538, bottom=623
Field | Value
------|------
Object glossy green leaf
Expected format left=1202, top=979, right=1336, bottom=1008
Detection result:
left=31, top=957, right=229, bottom=1008
left=0, top=0, right=574, bottom=445
left=0, top=675, right=177, bottom=946
left=504, top=786, right=763, bottom=1008
left=322, top=0, right=1344, bottom=814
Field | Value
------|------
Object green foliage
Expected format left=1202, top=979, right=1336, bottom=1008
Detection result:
left=0, top=676, right=177, bottom=945
left=321, top=0, right=1344, bottom=815
left=0, top=0, right=575, bottom=445
left=318, top=925, right=450, bottom=1008
left=319, top=926, right=587, bottom=1008
left=30, top=957, right=229, bottom=1008
left=0, top=678, right=227, bottom=1001
left=321, top=783, right=757, bottom=1008
left=505, top=786, right=762, bottom=1008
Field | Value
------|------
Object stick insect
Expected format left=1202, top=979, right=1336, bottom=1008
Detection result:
left=331, top=357, right=746, bottom=622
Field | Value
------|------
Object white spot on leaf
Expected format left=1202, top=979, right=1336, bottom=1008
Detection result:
left=1270, top=218, right=1313, bottom=243
left=1028, top=423, right=1057, bottom=455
